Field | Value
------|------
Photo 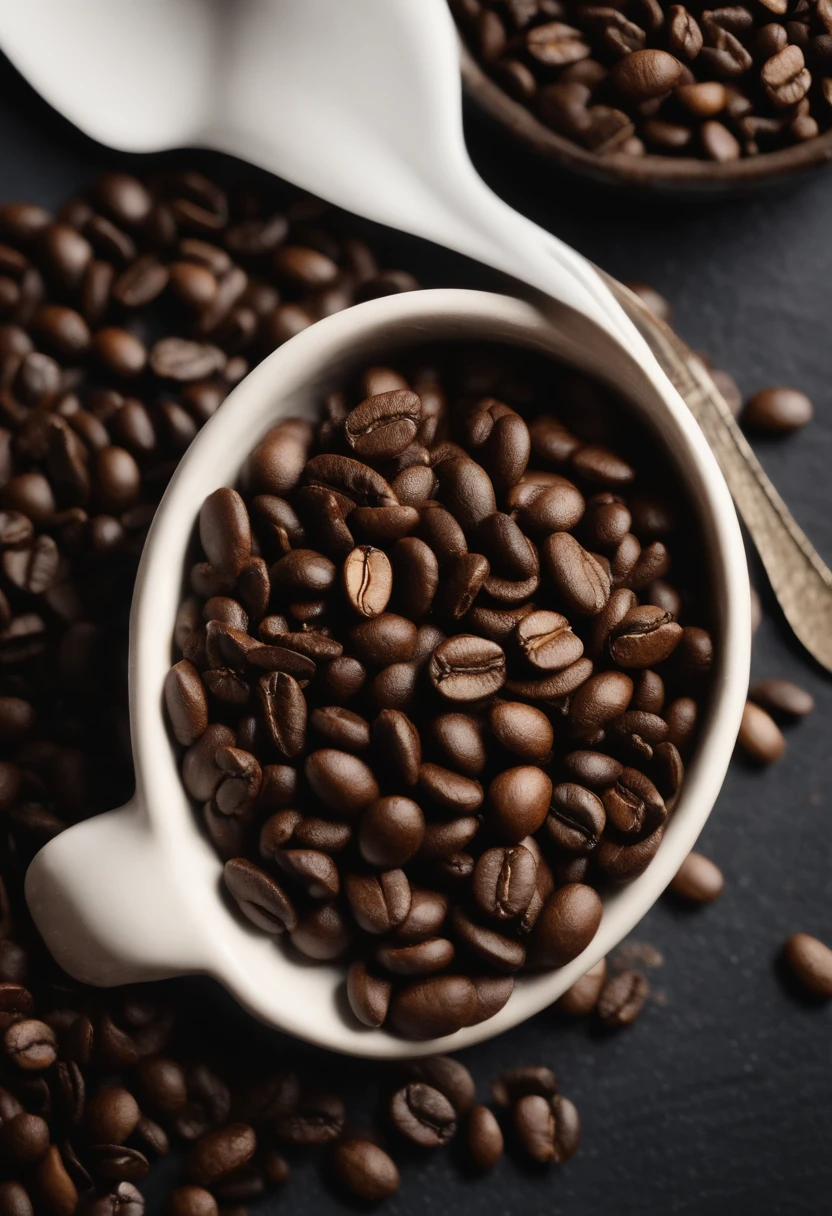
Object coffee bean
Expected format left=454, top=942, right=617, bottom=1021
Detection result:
left=223, top=858, right=297, bottom=933
left=782, top=933, right=832, bottom=1000
left=669, top=852, right=724, bottom=903
left=487, top=766, right=551, bottom=842
left=350, top=613, right=417, bottom=666
left=436, top=457, right=496, bottom=530
left=739, top=389, right=812, bottom=437
left=608, top=605, right=683, bottom=668
left=332, top=1138, right=400, bottom=1201
left=597, top=969, right=650, bottom=1027
left=290, top=902, right=350, bottom=961
left=377, top=937, right=455, bottom=976
left=168, top=1187, right=219, bottom=1216
left=417, top=503, right=468, bottom=561
left=434, top=551, right=490, bottom=621
left=418, top=763, right=483, bottom=814
left=748, top=677, right=814, bottom=720
left=612, top=48, right=683, bottom=99
left=543, top=533, right=610, bottom=616
left=429, top=634, right=506, bottom=701
left=489, top=701, right=553, bottom=762
left=557, top=957, right=608, bottom=1016
left=546, top=784, right=606, bottom=853
left=310, top=706, right=370, bottom=751
left=187, top=1124, right=256, bottom=1186
left=473, top=846, right=537, bottom=920
left=530, top=884, right=602, bottom=967
left=515, top=610, right=584, bottom=671
left=86, top=1086, right=141, bottom=1144
left=344, top=390, right=421, bottom=461
left=345, top=869, right=411, bottom=934
left=359, top=796, right=424, bottom=867
left=343, top=545, right=393, bottom=618
left=514, top=1093, right=581, bottom=1164
left=452, top=905, right=526, bottom=972
left=426, top=712, right=485, bottom=776
left=0, top=1112, right=49, bottom=1166
left=0, top=1181, right=33, bottom=1216
left=346, top=961, right=392, bottom=1027
left=465, top=1105, right=504, bottom=1170
left=164, top=661, right=209, bottom=745
left=199, top=489, right=251, bottom=582
left=491, top=1064, right=558, bottom=1110
left=390, top=1083, right=457, bottom=1146
left=596, top=823, right=664, bottom=882
left=569, top=671, right=634, bottom=732
left=389, top=975, right=478, bottom=1039
left=602, top=767, right=666, bottom=838
left=404, top=1055, right=475, bottom=1113
left=3, top=1019, right=57, bottom=1070
left=737, top=700, right=785, bottom=764
left=561, top=750, right=622, bottom=789
left=273, top=1085, right=344, bottom=1145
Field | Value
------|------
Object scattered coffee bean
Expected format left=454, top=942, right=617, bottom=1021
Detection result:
left=597, top=970, right=650, bottom=1027
left=669, top=852, right=725, bottom=904
left=742, top=387, right=813, bottom=435
left=557, top=958, right=608, bottom=1017
left=465, top=1104, right=504, bottom=1170
left=390, top=1082, right=457, bottom=1147
left=331, top=1137, right=400, bottom=1201
left=513, top=1093, right=581, bottom=1164
left=748, top=678, right=814, bottom=719
left=737, top=700, right=786, bottom=764
left=782, top=933, right=832, bottom=1000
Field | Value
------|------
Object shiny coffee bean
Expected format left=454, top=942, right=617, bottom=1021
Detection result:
left=782, top=933, right=832, bottom=1000
left=669, top=852, right=724, bottom=904
left=597, top=970, right=650, bottom=1027
left=529, top=884, right=603, bottom=968
left=473, top=846, right=537, bottom=920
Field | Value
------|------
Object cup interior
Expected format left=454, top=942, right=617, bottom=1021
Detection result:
left=131, top=288, right=749, bottom=1057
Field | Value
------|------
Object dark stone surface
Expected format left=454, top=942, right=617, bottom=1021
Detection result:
left=1, top=51, right=830, bottom=1216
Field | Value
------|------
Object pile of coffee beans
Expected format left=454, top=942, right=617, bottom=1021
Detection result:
left=453, top=0, right=832, bottom=161
left=166, top=340, right=716, bottom=1038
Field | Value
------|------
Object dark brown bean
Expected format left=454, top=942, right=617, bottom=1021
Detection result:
left=487, top=766, right=552, bottom=842
left=359, top=796, right=424, bottom=867
left=557, top=957, right=608, bottom=1016
left=782, top=934, right=832, bottom=1000
left=737, top=700, right=785, bottom=764
left=597, top=970, right=650, bottom=1027
left=332, top=1138, right=400, bottom=1201
left=224, top=859, right=297, bottom=934
left=669, top=852, right=725, bottom=903
left=473, top=846, right=537, bottom=920
left=543, top=533, right=610, bottom=616
left=748, top=677, right=814, bottom=719
left=346, top=962, right=392, bottom=1028
left=429, top=634, right=506, bottom=701
left=529, top=884, right=602, bottom=968
left=305, top=749, right=379, bottom=815
left=465, top=1105, right=504, bottom=1170
left=389, top=976, right=478, bottom=1039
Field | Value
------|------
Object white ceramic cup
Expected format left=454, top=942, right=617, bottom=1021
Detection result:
left=25, top=288, right=750, bottom=1059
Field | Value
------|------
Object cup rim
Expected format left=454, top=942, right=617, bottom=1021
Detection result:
left=129, top=287, right=750, bottom=1057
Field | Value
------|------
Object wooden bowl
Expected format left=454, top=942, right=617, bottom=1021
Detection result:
left=460, top=43, right=832, bottom=198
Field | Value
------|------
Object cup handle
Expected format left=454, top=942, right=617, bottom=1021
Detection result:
left=25, top=798, right=208, bottom=987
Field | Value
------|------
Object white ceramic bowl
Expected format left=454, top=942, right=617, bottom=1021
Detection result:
left=25, top=288, right=750, bottom=1058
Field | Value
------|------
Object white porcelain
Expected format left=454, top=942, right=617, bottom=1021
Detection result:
left=0, top=0, right=656, bottom=356
left=26, top=288, right=750, bottom=1058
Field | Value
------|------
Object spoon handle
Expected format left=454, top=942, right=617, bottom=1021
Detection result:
left=603, top=276, right=832, bottom=674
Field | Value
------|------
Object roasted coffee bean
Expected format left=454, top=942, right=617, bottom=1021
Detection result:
left=489, top=700, right=553, bottom=762
left=543, top=532, right=610, bottom=616
left=273, top=1086, right=345, bottom=1145
left=596, top=823, right=664, bottom=881
left=0, top=1180, right=34, bottom=1216
left=465, top=1105, right=504, bottom=1170
left=310, top=706, right=370, bottom=751
left=346, top=961, right=392, bottom=1028
left=426, top=712, right=486, bottom=776
left=395, top=886, right=449, bottom=942
left=187, top=1124, right=256, bottom=1186
left=608, top=605, right=682, bottom=668
left=669, top=851, right=725, bottom=903
left=748, top=677, right=814, bottom=719
left=345, top=869, right=411, bottom=934
left=513, top=1093, right=581, bottom=1165
left=436, top=457, right=496, bottom=530
left=561, top=750, right=623, bottom=789
left=164, top=661, right=209, bottom=746
left=377, top=936, right=455, bottom=976
left=223, top=858, right=297, bottom=933
left=742, top=386, right=813, bottom=435
left=305, top=749, right=379, bottom=815
left=332, top=1138, right=400, bottom=1202
left=360, top=796, right=425, bottom=867
left=429, top=634, right=506, bottom=701
left=168, top=1188, right=219, bottom=1216
left=344, top=390, right=421, bottom=461
left=0, top=1112, right=49, bottom=1166
left=452, top=905, right=526, bottom=972
left=473, top=845, right=537, bottom=920
left=391, top=536, right=439, bottom=618
left=782, top=933, right=832, bottom=1000
left=404, top=1055, right=475, bottom=1113
left=491, top=1064, right=558, bottom=1108
left=199, top=489, right=251, bottom=581
left=390, top=1083, right=457, bottom=1146
left=515, top=610, right=583, bottom=671
left=597, top=969, right=650, bottom=1027
left=546, top=784, right=606, bottom=853
left=343, top=545, right=393, bottom=618
left=389, top=975, right=478, bottom=1039
left=350, top=613, right=417, bottom=666
left=290, top=901, right=350, bottom=960
left=434, top=551, right=490, bottom=621
left=4, top=1019, right=57, bottom=1070
left=557, top=957, right=608, bottom=1017
left=530, top=884, right=603, bottom=967
left=488, top=766, right=552, bottom=842
left=602, top=767, right=665, bottom=838
left=372, top=708, right=421, bottom=785
left=737, top=700, right=785, bottom=764
left=417, top=503, right=467, bottom=561
left=419, top=763, right=483, bottom=814
left=569, top=671, right=634, bottom=732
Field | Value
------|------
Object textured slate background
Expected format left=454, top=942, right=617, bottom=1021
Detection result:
left=1, top=53, right=831, bottom=1216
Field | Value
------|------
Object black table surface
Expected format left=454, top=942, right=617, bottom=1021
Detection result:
left=1, top=52, right=831, bottom=1216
